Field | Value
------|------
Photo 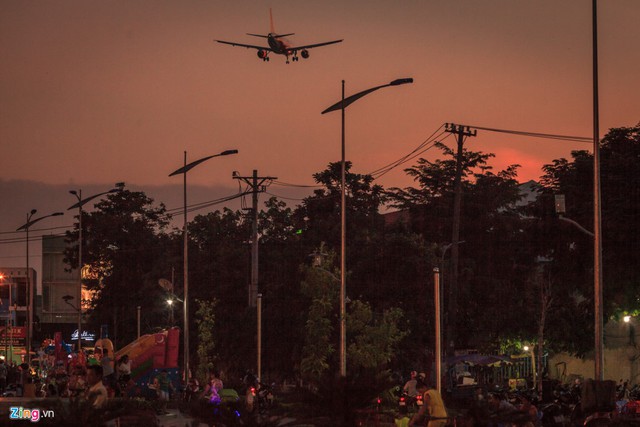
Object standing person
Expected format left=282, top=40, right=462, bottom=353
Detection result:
left=85, top=365, right=108, bottom=409
left=409, top=379, right=448, bottom=427
left=0, top=358, right=7, bottom=394
left=101, top=349, right=115, bottom=393
left=154, top=370, right=174, bottom=414
left=116, top=355, right=131, bottom=397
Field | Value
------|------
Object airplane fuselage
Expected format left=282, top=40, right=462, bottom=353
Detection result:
left=267, top=34, right=291, bottom=55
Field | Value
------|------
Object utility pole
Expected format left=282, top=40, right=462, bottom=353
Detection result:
left=444, top=123, right=476, bottom=357
left=233, top=170, right=276, bottom=382
left=233, top=170, right=277, bottom=307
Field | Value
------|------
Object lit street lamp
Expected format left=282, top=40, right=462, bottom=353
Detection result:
left=322, top=78, right=413, bottom=377
left=68, top=184, right=124, bottom=352
left=17, top=210, right=64, bottom=365
left=169, top=149, right=238, bottom=383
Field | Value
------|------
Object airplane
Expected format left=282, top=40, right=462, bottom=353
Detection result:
left=215, top=9, right=343, bottom=64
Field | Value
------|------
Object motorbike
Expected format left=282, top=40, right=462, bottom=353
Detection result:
left=398, top=391, right=423, bottom=411
left=246, top=382, right=274, bottom=415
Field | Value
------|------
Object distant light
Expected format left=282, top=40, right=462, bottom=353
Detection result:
left=523, top=345, right=530, bottom=352
left=167, top=299, right=174, bottom=306
left=624, top=315, right=631, bottom=323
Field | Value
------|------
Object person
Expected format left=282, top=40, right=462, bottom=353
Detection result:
left=409, top=379, right=448, bottom=427
left=486, top=392, right=517, bottom=427
left=396, top=405, right=411, bottom=427
left=203, top=370, right=224, bottom=404
left=101, top=349, right=115, bottom=393
left=465, top=387, right=490, bottom=427
left=403, top=370, right=418, bottom=398
left=154, top=370, right=174, bottom=414
left=85, top=365, right=108, bottom=409
left=515, top=393, right=540, bottom=427
left=68, top=365, right=87, bottom=398
left=116, top=355, right=131, bottom=396
left=0, top=358, right=7, bottom=394
left=116, top=355, right=131, bottom=380
left=185, top=375, right=200, bottom=402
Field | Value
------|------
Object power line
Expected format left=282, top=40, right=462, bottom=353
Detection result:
left=272, top=180, right=323, bottom=188
left=370, top=125, right=450, bottom=178
left=0, top=225, right=72, bottom=236
left=462, top=124, right=592, bottom=143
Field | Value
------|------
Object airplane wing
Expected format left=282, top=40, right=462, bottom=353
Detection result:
left=215, top=40, right=273, bottom=51
left=289, top=39, right=343, bottom=51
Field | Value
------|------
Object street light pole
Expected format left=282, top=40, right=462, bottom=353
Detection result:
left=169, top=149, right=238, bottom=383
left=592, top=0, right=604, bottom=382
left=434, top=267, right=441, bottom=393
left=17, top=210, right=64, bottom=365
left=68, top=185, right=122, bottom=353
left=322, top=77, right=413, bottom=377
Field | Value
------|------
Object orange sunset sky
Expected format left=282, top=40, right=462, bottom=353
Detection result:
left=1, top=1, right=639, bottom=271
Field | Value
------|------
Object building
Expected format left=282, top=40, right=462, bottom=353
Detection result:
left=0, top=267, right=35, bottom=362
left=40, top=235, right=96, bottom=348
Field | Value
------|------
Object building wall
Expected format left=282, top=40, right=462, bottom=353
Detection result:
left=41, top=236, right=78, bottom=324
left=549, top=319, right=640, bottom=385
left=0, top=267, right=35, bottom=328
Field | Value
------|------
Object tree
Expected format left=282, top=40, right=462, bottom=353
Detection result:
left=389, top=142, right=544, bottom=351
left=195, top=298, right=218, bottom=383
left=65, top=190, right=171, bottom=347
left=299, top=248, right=407, bottom=382
left=532, top=124, right=640, bottom=355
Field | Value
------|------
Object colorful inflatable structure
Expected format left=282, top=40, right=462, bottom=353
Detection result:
left=115, top=327, right=180, bottom=395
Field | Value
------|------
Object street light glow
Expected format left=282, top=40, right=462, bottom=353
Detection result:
left=624, top=315, right=631, bottom=323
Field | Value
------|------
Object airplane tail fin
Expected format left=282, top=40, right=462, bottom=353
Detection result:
left=267, top=8, right=293, bottom=38
left=270, top=8, right=275, bottom=34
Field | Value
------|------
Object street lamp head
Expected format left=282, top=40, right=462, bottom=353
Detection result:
left=624, top=315, right=631, bottom=323
left=389, top=78, right=414, bottom=86
left=523, top=345, right=530, bottom=352
left=52, top=212, right=64, bottom=217
left=167, top=299, right=174, bottom=306
left=30, top=209, right=37, bottom=215
left=220, top=149, right=239, bottom=156
left=69, top=190, right=78, bottom=196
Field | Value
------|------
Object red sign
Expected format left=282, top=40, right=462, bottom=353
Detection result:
left=0, top=326, right=25, bottom=338
left=0, top=326, right=26, bottom=346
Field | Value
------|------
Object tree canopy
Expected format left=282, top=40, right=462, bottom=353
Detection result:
left=62, top=124, right=640, bottom=388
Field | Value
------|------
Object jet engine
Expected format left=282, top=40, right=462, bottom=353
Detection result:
left=301, top=50, right=309, bottom=59
left=257, top=50, right=268, bottom=60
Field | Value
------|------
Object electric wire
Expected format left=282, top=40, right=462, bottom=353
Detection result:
left=370, top=128, right=451, bottom=179
left=463, top=124, right=592, bottom=143
left=272, top=180, right=323, bottom=188
left=369, top=124, right=445, bottom=176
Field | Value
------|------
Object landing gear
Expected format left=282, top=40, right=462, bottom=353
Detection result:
left=262, top=56, right=270, bottom=62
